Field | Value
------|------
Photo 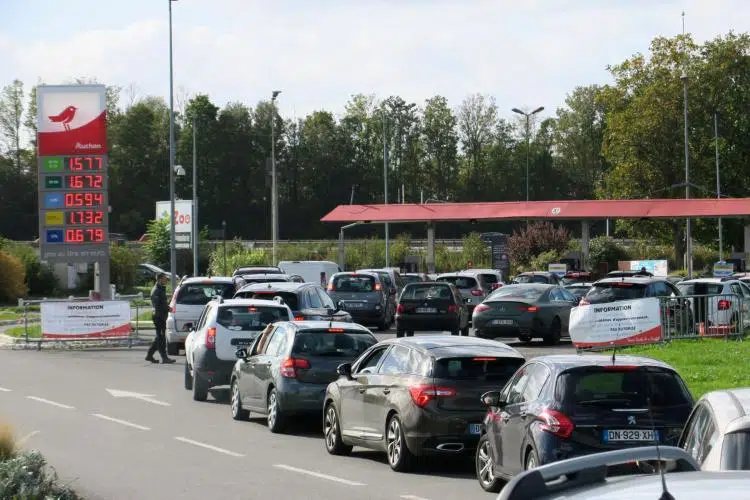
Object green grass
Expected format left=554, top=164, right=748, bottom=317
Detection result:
left=3, top=325, right=41, bottom=339
left=623, top=339, right=750, bottom=399
left=136, top=309, right=154, bottom=321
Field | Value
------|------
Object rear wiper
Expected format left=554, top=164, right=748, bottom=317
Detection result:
left=313, top=350, right=349, bottom=357
left=577, top=398, right=634, bottom=406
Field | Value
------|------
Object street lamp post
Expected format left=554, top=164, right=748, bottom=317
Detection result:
left=714, top=112, right=723, bottom=261
left=168, top=0, right=178, bottom=291
left=511, top=106, right=544, bottom=202
left=382, top=110, right=390, bottom=268
left=192, top=115, right=198, bottom=276
left=682, top=72, right=693, bottom=278
left=271, top=90, right=281, bottom=266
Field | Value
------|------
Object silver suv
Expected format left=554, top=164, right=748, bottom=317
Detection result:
left=435, top=272, right=488, bottom=316
left=166, top=277, right=236, bottom=355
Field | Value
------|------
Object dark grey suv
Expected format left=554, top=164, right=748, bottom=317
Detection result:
left=327, top=272, right=392, bottom=330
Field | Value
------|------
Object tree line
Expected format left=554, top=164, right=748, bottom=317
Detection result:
left=1, top=32, right=749, bottom=269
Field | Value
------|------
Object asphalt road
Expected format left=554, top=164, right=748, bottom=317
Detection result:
left=0, top=330, right=573, bottom=500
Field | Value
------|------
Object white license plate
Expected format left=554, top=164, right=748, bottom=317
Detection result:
left=344, top=302, right=365, bottom=308
left=469, top=424, right=482, bottom=435
left=416, top=307, right=437, bottom=314
left=491, top=319, right=515, bottom=326
left=603, top=429, right=659, bottom=442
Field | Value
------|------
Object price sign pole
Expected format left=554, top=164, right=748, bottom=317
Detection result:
left=37, top=85, right=111, bottom=299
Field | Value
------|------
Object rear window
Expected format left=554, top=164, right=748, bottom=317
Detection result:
left=555, top=367, right=692, bottom=408
left=585, top=283, right=647, bottom=303
left=401, top=284, right=453, bottom=300
left=247, top=291, right=299, bottom=311
left=216, top=305, right=289, bottom=331
left=722, top=432, right=750, bottom=470
left=489, top=285, right=545, bottom=300
left=677, top=283, right=724, bottom=296
left=480, top=273, right=499, bottom=284
left=437, top=276, right=477, bottom=289
left=402, top=275, right=422, bottom=284
left=332, top=274, right=377, bottom=292
left=515, top=274, right=549, bottom=284
left=434, top=357, right=524, bottom=383
left=234, top=268, right=281, bottom=276
left=291, top=330, right=376, bottom=357
left=566, top=286, right=591, bottom=298
left=242, top=277, right=289, bottom=284
left=176, top=283, right=234, bottom=305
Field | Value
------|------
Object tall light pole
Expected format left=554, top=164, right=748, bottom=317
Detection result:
left=681, top=12, right=693, bottom=278
left=512, top=106, right=544, bottom=202
left=271, top=90, right=281, bottom=265
left=192, top=114, right=198, bottom=276
left=714, top=111, right=722, bottom=261
left=382, top=110, right=390, bottom=268
left=168, top=0, right=178, bottom=290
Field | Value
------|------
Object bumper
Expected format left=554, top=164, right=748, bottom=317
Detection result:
left=192, top=345, right=235, bottom=388
left=345, top=308, right=386, bottom=324
left=402, top=408, right=485, bottom=456
left=166, top=317, right=189, bottom=343
left=473, top=316, right=538, bottom=338
left=276, top=380, right=328, bottom=414
left=396, top=314, right=459, bottom=332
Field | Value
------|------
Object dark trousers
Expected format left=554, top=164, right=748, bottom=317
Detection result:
left=147, top=317, right=169, bottom=360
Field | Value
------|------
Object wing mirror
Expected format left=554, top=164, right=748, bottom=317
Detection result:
left=184, top=322, right=194, bottom=332
left=481, top=390, right=506, bottom=408
left=235, top=348, right=248, bottom=360
left=337, top=363, right=353, bottom=379
left=336, top=300, right=344, bottom=312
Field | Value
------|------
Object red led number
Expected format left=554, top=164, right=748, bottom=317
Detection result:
left=66, top=175, right=103, bottom=189
left=64, top=193, right=103, bottom=207
left=67, top=157, right=103, bottom=171
left=64, top=228, right=105, bottom=243
left=66, top=211, right=104, bottom=225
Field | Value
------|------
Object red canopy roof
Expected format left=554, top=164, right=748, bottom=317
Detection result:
left=321, top=198, right=750, bottom=223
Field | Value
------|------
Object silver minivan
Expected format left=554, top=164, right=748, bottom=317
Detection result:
left=166, top=277, right=236, bottom=355
left=435, top=272, right=488, bottom=316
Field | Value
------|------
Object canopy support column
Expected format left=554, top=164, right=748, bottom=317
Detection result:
left=426, top=222, right=436, bottom=274
left=581, top=220, right=590, bottom=271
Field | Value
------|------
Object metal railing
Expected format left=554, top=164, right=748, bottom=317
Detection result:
left=659, top=293, right=747, bottom=341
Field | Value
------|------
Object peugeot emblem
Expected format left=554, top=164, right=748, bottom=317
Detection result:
left=628, top=416, right=637, bottom=425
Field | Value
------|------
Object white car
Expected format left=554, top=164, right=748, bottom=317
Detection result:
left=676, top=278, right=750, bottom=330
left=184, top=297, right=293, bottom=401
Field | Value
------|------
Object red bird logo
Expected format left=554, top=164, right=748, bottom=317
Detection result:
left=48, top=105, right=78, bottom=131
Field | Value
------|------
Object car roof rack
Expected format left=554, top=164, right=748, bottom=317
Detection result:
left=497, top=446, right=699, bottom=500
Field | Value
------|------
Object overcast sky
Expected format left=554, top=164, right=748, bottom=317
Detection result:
left=2, top=0, right=749, bottom=122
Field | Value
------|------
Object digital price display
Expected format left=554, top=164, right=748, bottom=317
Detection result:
left=66, top=174, right=104, bottom=189
left=64, top=192, right=104, bottom=207
left=64, top=156, right=104, bottom=171
left=67, top=211, right=104, bottom=225
left=65, top=228, right=105, bottom=243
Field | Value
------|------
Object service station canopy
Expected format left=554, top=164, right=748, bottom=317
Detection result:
left=321, top=198, right=750, bottom=224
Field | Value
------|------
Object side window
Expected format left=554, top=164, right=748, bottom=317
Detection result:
left=681, top=404, right=711, bottom=462
left=379, top=345, right=412, bottom=375
left=307, top=289, right=323, bottom=308
left=560, top=288, right=576, bottom=301
left=406, top=349, right=431, bottom=376
left=699, top=416, right=720, bottom=463
left=263, top=326, right=287, bottom=356
left=730, top=284, right=743, bottom=298
left=316, top=287, right=335, bottom=309
left=500, top=366, right=526, bottom=401
left=195, top=305, right=210, bottom=330
left=506, top=366, right=531, bottom=404
left=549, top=289, right=562, bottom=301
left=355, top=346, right=389, bottom=375
left=521, top=364, right=550, bottom=402
left=653, top=282, right=670, bottom=297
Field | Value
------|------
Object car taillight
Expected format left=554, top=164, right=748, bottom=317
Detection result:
left=579, top=297, right=590, bottom=305
left=603, top=365, right=638, bottom=371
left=518, top=305, right=539, bottom=313
left=205, top=327, right=216, bottom=349
left=473, top=303, right=490, bottom=313
left=396, top=304, right=404, bottom=313
left=374, top=284, right=382, bottom=291
left=718, top=299, right=732, bottom=310
left=408, top=385, right=456, bottom=408
left=294, top=315, right=304, bottom=321
left=471, top=289, right=483, bottom=296
left=492, top=283, right=502, bottom=289
left=538, top=408, right=574, bottom=439
left=327, top=284, right=335, bottom=291
left=447, top=304, right=458, bottom=313
left=280, top=357, right=311, bottom=378
left=169, top=289, right=178, bottom=313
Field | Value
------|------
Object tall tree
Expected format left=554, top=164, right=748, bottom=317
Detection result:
left=0, top=80, right=24, bottom=170
left=457, top=93, right=498, bottom=197
left=421, top=96, right=459, bottom=200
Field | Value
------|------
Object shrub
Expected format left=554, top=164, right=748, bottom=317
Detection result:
left=462, top=232, right=491, bottom=268
left=143, top=217, right=170, bottom=267
left=209, top=243, right=269, bottom=276
left=0, top=450, right=81, bottom=499
left=110, top=245, right=140, bottom=292
left=0, top=422, right=15, bottom=461
left=587, top=236, right=630, bottom=272
left=3, top=243, right=58, bottom=296
left=530, top=250, right=565, bottom=271
left=508, top=222, right=569, bottom=267
left=0, top=251, right=26, bottom=303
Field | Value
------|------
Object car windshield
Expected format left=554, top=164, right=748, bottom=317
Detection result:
left=332, top=274, right=377, bottom=292
left=246, top=291, right=299, bottom=311
left=677, top=283, right=724, bottom=296
left=566, top=286, right=591, bottom=298
left=514, top=274, right=550, bottom=284
left=176, top=283, right=234, bottom=305
left=291, top=330, right=376, bottom=357
left=437, top=276, right=477, bottom=289
left=585, top=283, right=647, bottom=303
left=489, top=286, right=545, bottom=300
left=434, top=356, right=524, bottom=383
left=401, top=284, right=453, bottom=300
left=556, top=367, right=692, bottom=409
left=216, top=305, right=289, bottom=331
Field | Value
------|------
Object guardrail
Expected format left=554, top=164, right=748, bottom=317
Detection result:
left=659, top=293, right=747, bottom=341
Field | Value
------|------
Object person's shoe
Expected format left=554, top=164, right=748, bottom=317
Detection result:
left=161, top=358, right=176, bottom=364
left=145, top=356, right=159, bottom=364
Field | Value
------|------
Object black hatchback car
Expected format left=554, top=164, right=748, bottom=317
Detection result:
left=233, top=282, right=352, bottom=323
left=395, top=282, right=470, bottom=337
left=475, top=354, right=694, bottom=492
left=322, top=336, right=525, bottom=472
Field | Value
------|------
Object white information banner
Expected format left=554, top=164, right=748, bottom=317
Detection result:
left=41, top=301, right=132, bottom=339
left=569, top=298, right=662, bottom=349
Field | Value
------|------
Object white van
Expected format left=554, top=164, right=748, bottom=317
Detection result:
left=277, top=260, right=341, bottom=286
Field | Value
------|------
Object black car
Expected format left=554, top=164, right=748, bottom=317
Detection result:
left=395, top=282, right=470, bottom=337
left=327, top=272, right=392, bottom=330
left=230, top=321, right=377, bottom=433
left=232, top=282, right=352, bottom=323
left=475, top=354, right=694, bottom=492
left=323, top=336, right=525, bottom=472
left=512, top=272, right=562, bottom=285
left=401, top=273, right=430, bottom=285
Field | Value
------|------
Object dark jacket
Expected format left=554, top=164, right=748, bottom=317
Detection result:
left=151, top=284, right=169, bottom=320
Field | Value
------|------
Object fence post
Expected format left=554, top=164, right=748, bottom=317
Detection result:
left=133, top=300, right=140, bottom=348
left=23, top=301, right=28, bottom=345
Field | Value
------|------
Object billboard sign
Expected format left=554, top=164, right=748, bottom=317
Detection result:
left=156, top=200, right=193, bottom=249
left=37, top=85, right=107, bottom=156
left=41, top=301, right=131, bottom=339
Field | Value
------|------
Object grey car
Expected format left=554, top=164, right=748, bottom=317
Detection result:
left=436, top=272, right=488, bottom=316
left=327, top=272, right=392, bottom=331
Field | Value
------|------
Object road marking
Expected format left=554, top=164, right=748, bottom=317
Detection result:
left=106, top=389, right=170, bottom=407
left=0, top=387, right=11, bottom=392
left=174, top=437, right=244, bottom=457
left=401, top=496, right=431, bottom=500
left=26, top=396, right=75, bottom=410
left=273, top=464, right=366, bottom=486
left=92, top=414, right=151, bottom=431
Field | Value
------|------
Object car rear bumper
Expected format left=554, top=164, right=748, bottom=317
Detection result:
left=192, top=345, right=235, bottom=388
left=346, top=309, right=386, bottom=323
left=396, top=314, right=460, bottom=332
left=402, top=409, right=485, bottom=456
left=277, top=380, right=328, bottom=414
left=473, top=316, right=537, bottom=338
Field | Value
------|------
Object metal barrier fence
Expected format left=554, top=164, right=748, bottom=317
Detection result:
left=11, top=294, right=153, bottom=350
left=659, top=293, right=747, bottom=341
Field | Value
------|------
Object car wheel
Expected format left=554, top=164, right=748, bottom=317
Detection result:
left=525, top=447, right=540, bottom=471
left=184, top=361, right=193, bottom=390
left=461, top=325, right=470, bottom=336
left=377, top=319, right=388, bottom=331
left=543, top=318, right=561, bottom=345
left=267, top=388, right=286, bottom=433
left=450, top=329, right=459, bottom=335
left=192, top=371, right=208, bottom=402
left=396, top=330, right=405, bottom=338
left=476, top=434, right=503, bottom=493
left=167, top=342, right=179, bottom=356
left=518, top=334, right=532, bottom=343
left=230, top=379, right=249, bottom=421
left=386, top=414, right=414, bottom=472
left=324, top=403, right=352, bottom=456
left=406, top=330, right=415, bottom=337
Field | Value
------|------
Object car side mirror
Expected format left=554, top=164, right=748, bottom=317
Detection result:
left=326, top=307, right=336, bottom=317
left=465, top=297, right=472, bottom=303
left=235, top=348, right=248, bottom=360
left=337, top=363, right=352, bottom=379
left=336, top=300, right=344, bottom=312
left=481, top=390, right=506, bottom=408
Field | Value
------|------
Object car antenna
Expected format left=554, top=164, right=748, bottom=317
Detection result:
left=611, top=342, right=617, bottom=364
left=647, top=388, right=675, bottom=500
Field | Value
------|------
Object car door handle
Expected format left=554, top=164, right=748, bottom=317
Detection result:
left=520, top=412, right=527, bottom=420
left=359, top=388, right=366, bottom=393
left=383, top=389, right=390, bottom=394
left=501, top=414, right=510, bottom=423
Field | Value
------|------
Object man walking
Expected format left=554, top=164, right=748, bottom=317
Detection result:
left=146, top=273, right=176, bottom=364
